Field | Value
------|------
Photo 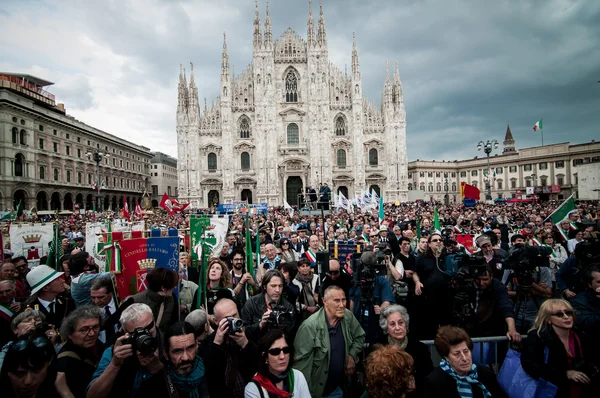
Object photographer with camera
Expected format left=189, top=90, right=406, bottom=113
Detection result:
left=468, top=265, right=521, bottom=342
left=87, top=303, right=163, bottom=398
left=204, top=298, right=258, bottom=398
left=349, top=251, right=395, bottom=345
left=472, top=235, right=507, bottom=280
left=241, top=270, right=296, bottom=344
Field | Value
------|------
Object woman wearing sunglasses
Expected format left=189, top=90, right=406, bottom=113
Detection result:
left=245, top=329, right=310, bottom=398
left=0, top=335, right=72, bottom=398
left=521, top=299, right=597, bottom=398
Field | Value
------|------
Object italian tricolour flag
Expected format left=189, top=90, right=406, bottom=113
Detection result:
left=533, top=119, right=543, bottom=131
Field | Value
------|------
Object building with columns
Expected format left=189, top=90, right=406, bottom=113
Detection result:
left=176, top=0, right=409, bottom=208
left=0, top=73, right=153, bottom=212
left=150, top=152, right=178, bottom=206
left=408, top=125, right=600, bottom=203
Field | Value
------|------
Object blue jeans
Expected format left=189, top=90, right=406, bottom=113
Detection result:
left=322, top=386, right=343, bottom=398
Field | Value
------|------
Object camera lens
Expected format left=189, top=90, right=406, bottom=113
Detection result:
left=136, top=334, right=159, bottom=356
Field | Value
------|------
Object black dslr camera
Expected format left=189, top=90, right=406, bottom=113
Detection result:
left=33, top=322, right=51, bottom=338
left=123, top=327, right=159, bottom=356
left=226, top=317, right=244, bottom=335
left=375, top=243, right=392, bottom=266
left=268, top=302, right=293, bottom=325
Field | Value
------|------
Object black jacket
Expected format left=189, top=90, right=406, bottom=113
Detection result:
left=241, top=293, right=296, bottom=343
left=57, top=339, right=103, bottom=398
left=521, top=327, right=598, bottom=398
left=572, top=290, right=600, bottom=356
left=26, top=294, right=75, bottom=328
left=424, top=365, right=507, bottom=398
left=203, top=331, right=259, bottom=398
left=468, top=279, right=515, bottom=337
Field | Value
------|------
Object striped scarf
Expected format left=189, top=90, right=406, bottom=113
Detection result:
left=439, top=359, right=491, bottom=398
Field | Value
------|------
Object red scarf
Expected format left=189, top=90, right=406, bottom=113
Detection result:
left=252, top=373, right=291, bottom=398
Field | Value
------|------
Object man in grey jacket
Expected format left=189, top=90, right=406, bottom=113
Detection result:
left=294, top=285, right=365, bottom=398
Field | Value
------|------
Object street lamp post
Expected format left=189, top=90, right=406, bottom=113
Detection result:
left=86, top=149, right=109, bottom=211
left=444, top=172, right=449, bottom=205
left=477, top=139, right=499, bottom=201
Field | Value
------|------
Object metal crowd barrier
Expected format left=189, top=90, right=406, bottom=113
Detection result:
left=420, top=335, right=527, bottom=369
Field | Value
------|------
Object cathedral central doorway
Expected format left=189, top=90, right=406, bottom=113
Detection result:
left=241, top=189, right=253, bottom=204
left=286, top=177, right=302, bottom=206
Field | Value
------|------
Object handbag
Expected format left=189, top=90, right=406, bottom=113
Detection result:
left=497, top=347, right=558, bottom=398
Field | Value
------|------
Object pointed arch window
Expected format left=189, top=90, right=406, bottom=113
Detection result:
left=368, top=148, right=378, bottom=166
left=208, top=153, right=217, bottom=171
left=14, top=154, right=25, bottom=177
left=241, top=152, right=250, bottom=170
left=239, top=117, right=250, bottom=139
left=285, top=71, right=298, bottom=103
left=335, top=116, right=346, bottom=136
left=337, top=149, right=347, bottom=167
left=287, top=123, right=299, bottom=145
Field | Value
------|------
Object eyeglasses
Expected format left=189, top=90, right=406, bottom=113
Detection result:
left=268, top=346, right=291, bottom=356
left=11, top=336, right=52, bottom=352
left=551, top=310, right=574, bottom=318
left=77, top=324, right=101, bottom=335
left=281, top=242, right=289, bottom=245
left=430, top=239, right=442, bottom=243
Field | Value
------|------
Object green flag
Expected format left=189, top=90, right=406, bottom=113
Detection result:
left=547, top=194, right=576, bottom=225
left=255, top=224, right=261, bottom=271
left=245, top=216, right=254, bottom=277
left=378, top=196, right=384, bottom=223
left=46, top=222, right=63, bottom=270
left=434, top=207, right=441, bottom=232
left=14, top=200, right=23, bottom=220
left=416, top=214, right=421, bottom=240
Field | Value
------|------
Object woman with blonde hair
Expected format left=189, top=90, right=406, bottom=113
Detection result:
left=521, top=298, right=597, bottom=397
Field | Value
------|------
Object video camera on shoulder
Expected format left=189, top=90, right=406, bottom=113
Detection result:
left=375, top=243, right=392, bottom=265
left=504, top=244, right=551, bottom=272
left=444, top=254, right=488, bottom=283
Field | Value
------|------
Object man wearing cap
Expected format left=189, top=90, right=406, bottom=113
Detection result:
left=297, top=228, right=309, bottom=252
left=74, top=234, right=85, bottom=250
left=473, top=234, right=507, bottom=281
left=25, top=264, right=75, bottom=328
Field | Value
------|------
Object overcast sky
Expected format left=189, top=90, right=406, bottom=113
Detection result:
left=2, top=0, right=599, bottom=162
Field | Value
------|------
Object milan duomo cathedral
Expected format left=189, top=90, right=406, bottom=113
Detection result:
left=176, top=0, right=409, bottom=208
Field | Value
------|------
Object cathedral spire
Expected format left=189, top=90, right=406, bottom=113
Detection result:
left=253, top=0, right=262, bottom=47
left=188, top=62, right=200, bottom=123
left=503, top=123, right=517, bottom=154
left=221, top=32, right=230, bottom=80
left=307, top=0, right=315, bottom=46
left=264, top=0, right=272, bottom=46
left=383, top=60, right=392, bottom=105
left=317, top=0, right=327, bottom=46
left=351, top=32, right=360, bottom=76
left=177, top=64, right=189, bottom=114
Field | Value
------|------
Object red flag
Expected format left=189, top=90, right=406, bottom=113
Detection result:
left=122, top=197, right=130, bottom=221
left=134, top=201, right=143, bottom=218
left=461, top=182, right=481, bottom=200
left=160, top=193, right=189, bottom=215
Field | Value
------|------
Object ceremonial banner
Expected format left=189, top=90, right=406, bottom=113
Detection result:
left=190, top=216, right=211, bottom=266
left=115, top=235, right=179, bottom=299
left=9, top=223, right=54, bottom=265
left=86, top=222, right=109, bottom=272
left=111, top=220, right=145, bottom=233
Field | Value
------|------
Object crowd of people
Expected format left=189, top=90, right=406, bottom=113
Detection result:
left=0, top=198, right=599, bottom=397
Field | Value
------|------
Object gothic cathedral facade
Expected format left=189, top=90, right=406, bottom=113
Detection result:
left=176, top=1, right=408, bottom=208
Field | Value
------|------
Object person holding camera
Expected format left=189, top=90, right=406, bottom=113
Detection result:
left=294, top=285, right=365, bottom=398
left=57, top=305, right=103, bottom=398
left=521, top=299, right=600, bottom=398
left=135, top=321, right=209, bottom=398
left=349, top=251, right=395, bottom=345
left=472, top=235, right=506, bottom=280
left=204, top=298, right=259, bottom=398
left=241, top=270, right=296, bottom=343
left=87, top=303, right=163, bottom=398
